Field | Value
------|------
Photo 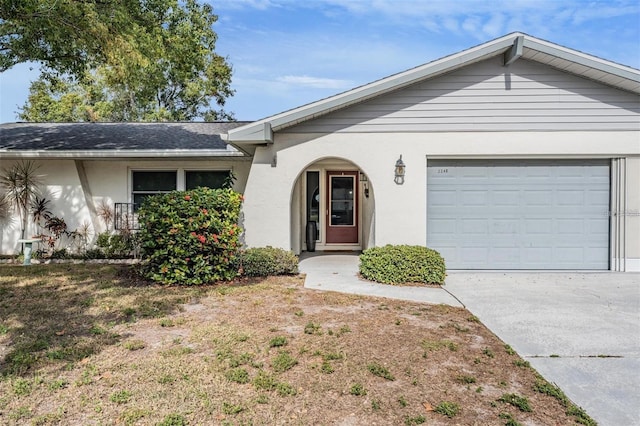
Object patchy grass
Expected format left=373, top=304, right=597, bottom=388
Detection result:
left=0, top=264, right=595, bottom=425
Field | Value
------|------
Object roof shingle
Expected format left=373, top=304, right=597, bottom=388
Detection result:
left=0, top=122, right=250, bottom=151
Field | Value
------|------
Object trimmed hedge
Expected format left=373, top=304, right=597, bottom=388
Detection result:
left=236, top=246, right=298, bottom=277
left=137, top=187, right=243, bottom=285
left=359, top=245, right=446, bottom=285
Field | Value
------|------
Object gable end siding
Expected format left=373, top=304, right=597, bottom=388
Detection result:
left=282, top=57, right=640, bottom=134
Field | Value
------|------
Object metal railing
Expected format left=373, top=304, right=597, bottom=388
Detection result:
left=114, top=203, right=140, bottom=231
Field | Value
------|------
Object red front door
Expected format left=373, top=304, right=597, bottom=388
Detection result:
left=326, top=171, right=358, bottom=244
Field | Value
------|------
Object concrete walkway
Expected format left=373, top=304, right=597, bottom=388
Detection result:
left=299, top=252, right=462, bottom=306
left=298, top=253, right=640, bottom=426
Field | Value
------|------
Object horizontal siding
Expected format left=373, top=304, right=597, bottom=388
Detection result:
left=283, top=56, right=640, bottom=133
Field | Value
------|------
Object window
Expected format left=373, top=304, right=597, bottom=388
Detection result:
left=185, top=170, right=230, bottom=190
left=131, top=170, right=231, bottom=205
left=132, top=171, right=176, bottom=206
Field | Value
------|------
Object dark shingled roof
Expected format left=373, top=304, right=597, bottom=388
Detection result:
left=0, top=122, right=251, bottom=151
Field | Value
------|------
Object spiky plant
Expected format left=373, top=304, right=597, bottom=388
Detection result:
left=1, top=161, right=43, bottom=240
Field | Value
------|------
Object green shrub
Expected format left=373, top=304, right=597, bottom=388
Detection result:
left=359, top=245, right=446, bottom=285
left=95, top=232, right=136, bottom=258
left=137, top=188, right=243, bottom=285
left=236, top=246, right=298, bottom=277
left=434, top=401, right=460, bottom=418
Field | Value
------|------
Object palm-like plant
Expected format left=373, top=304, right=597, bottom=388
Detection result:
left=31, top=196, right=53, bottom=235
left=1, top=161, right=43, bottom=240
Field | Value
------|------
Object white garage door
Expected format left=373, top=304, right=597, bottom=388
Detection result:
left=427, top=160, right=610, bottom=270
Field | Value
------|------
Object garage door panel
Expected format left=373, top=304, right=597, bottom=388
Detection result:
left=428, top=190, right=457, bottom=206
left=493, top=190, right=520, bottom=205
left=427, top=159, right=609, bottom=270
left=461, top=219, right=489, bottom=234
left=461, top=190, right=488, bottom=206
left=525, top=219, right=553, bottom=234
left=523, top=190, right=553, bottom=205
left=491, top=219, right=519, bottom=234
left=556, top=219, right=584, bottom=234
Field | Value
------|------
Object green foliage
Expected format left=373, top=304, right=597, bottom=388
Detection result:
left=4, top=0, right=234, bottom=122
left=221, top=402, right=243, bottom=415
left=533, top=379, right=596, bottom=425
left=268, top=336, right=288, bottom=348
left=137, top=188, right=243, bottom=285
left=504, top=344, right=516, bottom=355
left=275, top=382, right=297, bottom=396
left=95, top=232, right=136, bottom=258
left=236, top=247, right=299, bottom=277
left=157, top=413, right=187, bottom=426
left=566, top=405, right=597, bottom=426
left=225, top=368, right=250, bottom=384
left=271, top=351, right=298, bottom=373
left=109, top=390, right=132, bottom=404
left=404, top=415, right=426, bottom=425
left=304, top=322, right=322, bottom=335
left=434, top=401, right=460, bottom=418
left=499, top=412, right=522, bottom=426
left=320, top=361, right=334, bottom=374
left=0, top=161, right=43, bottom=240
left=457, top=375, right=476, bottom=384
left=12, top=378, right=32, bottom=396
left=359, top=245, right=446, bottom=285
left=497, top=394, right=532, bottom=412
left=367, top=363, right=395, bottom=381
left=123, top=340, right=146, bottom=351
left=349, top=383, right=367, bottom=396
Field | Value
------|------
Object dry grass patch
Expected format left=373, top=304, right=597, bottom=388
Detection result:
left=0, top=264, right=594, bottom=425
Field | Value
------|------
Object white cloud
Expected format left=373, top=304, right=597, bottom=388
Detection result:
left=482, top=13, right=506, bottom=38
left=277, top=75, right=353, bottom=90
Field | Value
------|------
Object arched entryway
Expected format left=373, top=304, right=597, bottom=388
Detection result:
left=290, top=157, right=375, bottom=254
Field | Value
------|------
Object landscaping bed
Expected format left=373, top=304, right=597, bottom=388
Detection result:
left=0, top=264, right=593, bottom=425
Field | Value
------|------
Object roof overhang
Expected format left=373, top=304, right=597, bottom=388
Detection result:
left=0, top=149, right=249, bottom=160
left=227, top=32, right=640, bottom=144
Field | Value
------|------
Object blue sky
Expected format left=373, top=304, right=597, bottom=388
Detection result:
left=1, top=0, right=639, bottom=123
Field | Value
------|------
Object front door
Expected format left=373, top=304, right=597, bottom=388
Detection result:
left=326, top=171, right=358, bottom=244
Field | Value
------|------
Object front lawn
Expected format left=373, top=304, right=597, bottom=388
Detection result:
left=0, top=264, right=594, bottom=425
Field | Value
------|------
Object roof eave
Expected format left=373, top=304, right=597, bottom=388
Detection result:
left=228, top=33, right=520, bottom=143
left=227, top=32, right=640, bottom=144
left=0, top=149, right=250, bottom=159
left=522, top=37, right=640, bottom=85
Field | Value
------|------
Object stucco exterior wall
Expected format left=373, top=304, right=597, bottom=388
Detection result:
left=241, top=130, right=640, bottom=269
left=0, top=158, right=251, bottom=255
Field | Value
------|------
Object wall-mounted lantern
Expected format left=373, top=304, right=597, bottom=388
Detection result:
left=394, top=155, right=405, bottom=185
left=360, top=172, right=369, bottom=198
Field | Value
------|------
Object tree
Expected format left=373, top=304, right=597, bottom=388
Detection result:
left=0, top=0, right=147, bottom=77
left=4, top=0, right=234, bottom=121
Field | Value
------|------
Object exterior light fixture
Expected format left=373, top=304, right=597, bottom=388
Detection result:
left=360, top=172, right=370, bottom=198
left=394, top=155, right=405, bottom=185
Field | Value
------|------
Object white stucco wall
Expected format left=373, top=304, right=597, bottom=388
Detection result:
left=241, top=130, right=640, bottom=269
left=0, top=158, right=251, bottom=255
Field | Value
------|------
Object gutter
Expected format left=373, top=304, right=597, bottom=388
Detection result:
left=0, top=149, right=249, bottom=159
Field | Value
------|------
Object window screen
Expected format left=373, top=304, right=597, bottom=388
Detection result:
left=132, top=171, right=177, bottom=206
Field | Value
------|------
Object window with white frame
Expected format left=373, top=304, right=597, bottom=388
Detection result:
left=132, top=171, right=177, bottom=206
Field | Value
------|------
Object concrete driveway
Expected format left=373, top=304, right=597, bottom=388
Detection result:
left=444, top=272, right=640, bottom=426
